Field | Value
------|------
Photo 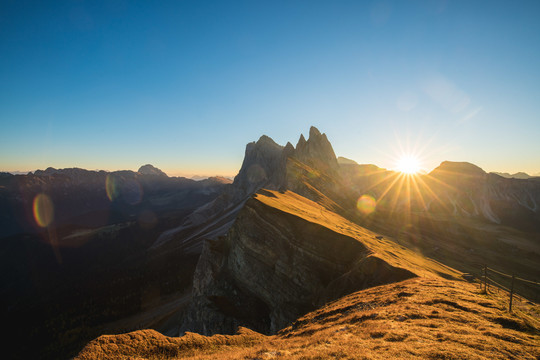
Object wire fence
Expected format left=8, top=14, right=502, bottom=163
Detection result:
left=474, top=264, right=540, bottom=312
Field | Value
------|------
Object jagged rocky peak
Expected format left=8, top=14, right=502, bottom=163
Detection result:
left=296, top=133, right=307, bottom=148
left=138, top=164, right=167, bottom=177
left=233, top=134, right=286, bottom=194
left=309, top=125, right=321, bottom=138
left=233, top=127, right=342, bottom=197
left=256, top=134, right=280, bottom=147
left=295, top=126, right=338, bottom=170
left=283, top=141, right=295, bottom=157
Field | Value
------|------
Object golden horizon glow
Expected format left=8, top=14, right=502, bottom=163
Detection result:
left=396, top=155, right=421, bottom=175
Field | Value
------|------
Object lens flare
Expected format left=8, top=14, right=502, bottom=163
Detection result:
left=106, top=174, right=118, bottom=201
left=33, top=193, right=54, bottom=227
left=357, top=194, right=376, bottom=215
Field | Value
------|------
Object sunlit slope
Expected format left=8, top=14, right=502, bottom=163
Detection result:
left=254, top=189, right=461, bottom=280
left=181, top=188, right=462, bottom=336
left=76, top=277, right=540, bottom=360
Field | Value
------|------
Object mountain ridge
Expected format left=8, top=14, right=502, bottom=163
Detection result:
left=75, top=277, right=540, bottom=360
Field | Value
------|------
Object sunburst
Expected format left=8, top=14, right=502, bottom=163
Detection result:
left=396, top=155, right=421, bottom=175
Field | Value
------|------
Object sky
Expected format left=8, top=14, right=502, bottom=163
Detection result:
left=1, top=0, right=539, bottom=177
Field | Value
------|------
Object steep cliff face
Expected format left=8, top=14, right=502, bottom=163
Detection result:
left=180, top=190, right=457, bottom=336
left=183, top=197, right=367, bottom=334
left=233, top=135, right=287, bottom=194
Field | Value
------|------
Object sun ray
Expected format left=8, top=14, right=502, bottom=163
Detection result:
left=414, top=174, right=453, bottom=213
left=423, top=172, right=459, bottom=192
left=409, top=174, right=428, bottom=211
left=361, top=170, right=400, bottom=195
left=372, top=171, right=403, bottom=205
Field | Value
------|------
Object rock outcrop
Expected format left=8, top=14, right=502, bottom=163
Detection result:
left=295, top=126, right=339, bottom=172
left=180, top=190, right=422, bottom=336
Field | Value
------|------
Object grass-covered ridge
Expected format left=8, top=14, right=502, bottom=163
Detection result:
left=75, top=189, right=539, bottom=359
left=254, top=189, right=461, bottom=280
left=76, top=277, right=539, bottom=359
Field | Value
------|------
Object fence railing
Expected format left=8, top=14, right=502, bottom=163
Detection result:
left=477, top=265, right=540, bottom=312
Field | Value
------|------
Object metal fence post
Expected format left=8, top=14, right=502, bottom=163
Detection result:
left=509, top=274, right=515, bottom=312
left=485, top=265, right=489, bottom=293
left=484, top=265, right=487, bottom=294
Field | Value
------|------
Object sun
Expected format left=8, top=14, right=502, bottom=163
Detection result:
left=396, top=155, right=421, bottom=174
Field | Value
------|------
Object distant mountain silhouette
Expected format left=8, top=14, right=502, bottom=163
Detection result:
left=492, top=171, right=536, bottom=179
left=138, top=164, right=168, bottom=177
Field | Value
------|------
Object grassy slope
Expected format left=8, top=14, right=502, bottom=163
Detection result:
left=76, top=277, right=539, bottom=360
left=75, top=190, right=539, bottom=359
left=254, top=190, right=461, bottom=280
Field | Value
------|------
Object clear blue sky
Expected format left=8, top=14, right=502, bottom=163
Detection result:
left=1, top=0, right=539, bottom=176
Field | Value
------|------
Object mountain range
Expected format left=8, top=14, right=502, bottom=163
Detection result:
left=2, top=127, right=539, bottom=359
left=492, top=171, right=539, bottom=179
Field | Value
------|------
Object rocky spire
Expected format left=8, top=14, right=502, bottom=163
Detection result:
left=296, top=134, right=307, bottom=149
left=283, top=142, right=295, bottom=158
left=232, top=127, right=339, bottom=196
left=233, top=135, right=286, bottom=194
left=294, top=126, right=338, bottom=171
left=309, top=125, right=321, bottom=138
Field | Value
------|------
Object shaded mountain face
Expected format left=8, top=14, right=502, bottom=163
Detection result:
left=232, top=135, right=286, bottom=194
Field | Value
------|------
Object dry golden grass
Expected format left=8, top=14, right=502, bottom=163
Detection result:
left=253, top=190, right=462, bottom=280
left=76, top=277, right=539, bottom=360
left=76, top=190, right=538, bottom=359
